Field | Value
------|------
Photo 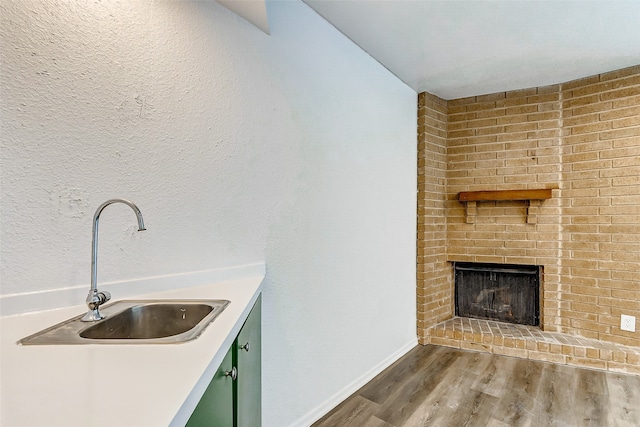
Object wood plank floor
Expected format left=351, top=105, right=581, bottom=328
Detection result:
left=311, top=345, right=640, bottom=427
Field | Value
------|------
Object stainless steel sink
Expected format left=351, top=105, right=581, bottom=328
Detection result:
left=18, top=300, right=230, bottom=345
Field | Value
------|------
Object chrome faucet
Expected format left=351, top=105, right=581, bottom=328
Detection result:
left=82, top=199, right=146, bottom=322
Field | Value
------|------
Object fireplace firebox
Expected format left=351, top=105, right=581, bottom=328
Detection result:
left=454, top=262, right=540, bottom=326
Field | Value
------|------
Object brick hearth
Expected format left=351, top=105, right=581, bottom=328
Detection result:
left=426, top=317, right=640, bottom=375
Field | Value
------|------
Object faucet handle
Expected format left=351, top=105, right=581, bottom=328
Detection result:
left=86, top=290, right=111, bottom=307
left=99, top=291, right=111, bottom=304
left=82, top=290, right=112, bottom=321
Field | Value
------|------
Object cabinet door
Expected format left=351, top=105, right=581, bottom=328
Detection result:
left=186, top=345, right=234, bottom=427
left=236, top=295, right=261, bottom=427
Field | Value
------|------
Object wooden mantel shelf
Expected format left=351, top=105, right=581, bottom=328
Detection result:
left=458, top=188, right=554, bottom=224
left=458, top=189, right=552, bottom=202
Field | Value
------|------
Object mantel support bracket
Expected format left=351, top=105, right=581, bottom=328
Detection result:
left=527, top=199, right=542, bottom=224
left=465, top=201, right=477, bottom=224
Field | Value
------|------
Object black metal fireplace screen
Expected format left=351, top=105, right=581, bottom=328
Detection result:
left=454, top=262, right=540, bottom=326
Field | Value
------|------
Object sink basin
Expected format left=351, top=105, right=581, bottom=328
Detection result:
left=80, top=303, right=219, bottom=340
left=18, top=300, right=230, bottom=345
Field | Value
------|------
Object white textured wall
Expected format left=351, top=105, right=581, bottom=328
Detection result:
left=0, top=1, right=417, bottom=425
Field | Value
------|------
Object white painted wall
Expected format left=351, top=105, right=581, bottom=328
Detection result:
left=0, top=1, right=417, bottom=425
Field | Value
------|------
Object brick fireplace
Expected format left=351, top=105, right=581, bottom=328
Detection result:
left=417, top=64, right=640, bottom=375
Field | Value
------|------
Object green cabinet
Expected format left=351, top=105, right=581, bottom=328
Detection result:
left=236, top=295, right=261, bottom=427
left=186, top=345, right=234, bottom=426
left=186, top=295, right=261, bottom=427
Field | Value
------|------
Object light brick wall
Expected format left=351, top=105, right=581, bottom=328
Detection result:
left=445, top=86, right=564, bottom=333
left=561, top=66, right=640, bottom=348
left=417, top=92, right=450, bottom=343
left=417, top=64, right=640, bottom=349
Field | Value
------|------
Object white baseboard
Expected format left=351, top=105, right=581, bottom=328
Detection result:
left=290, top=338, right=418, bottom=427
left=0, top=262, right=266, bottom=317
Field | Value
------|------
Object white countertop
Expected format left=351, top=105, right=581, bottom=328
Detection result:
left=0, top=274, right=264, bottom=427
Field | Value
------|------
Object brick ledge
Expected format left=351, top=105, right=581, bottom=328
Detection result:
left=425, top=317, right=640, bottom=375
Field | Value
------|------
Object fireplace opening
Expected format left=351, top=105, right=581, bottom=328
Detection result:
left=454, top=262, right=540, bottom=326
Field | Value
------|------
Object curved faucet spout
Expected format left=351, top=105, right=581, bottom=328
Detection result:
left=82, top=198, right=146, bottom=322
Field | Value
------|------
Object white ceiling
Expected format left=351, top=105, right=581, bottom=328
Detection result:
left=217, top=0, right=270, bottom=34
left=302, top=0, right=640, bottom=99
